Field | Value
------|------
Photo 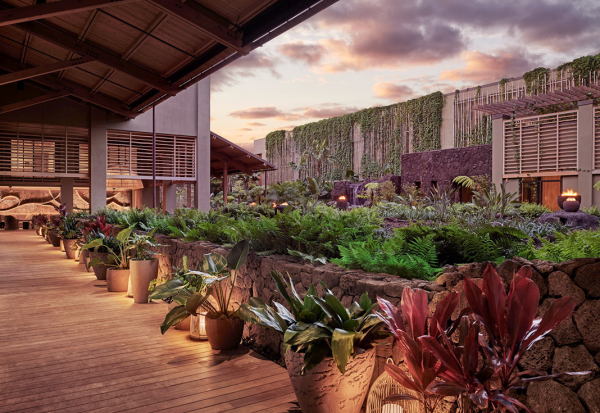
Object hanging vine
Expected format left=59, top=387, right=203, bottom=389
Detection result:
left=523, top=67, right=550, bottom=95
left=263, top=91, right=444, bottom=180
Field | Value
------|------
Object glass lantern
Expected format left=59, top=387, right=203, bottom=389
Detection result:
left=190, top=312, right=208, bottom=341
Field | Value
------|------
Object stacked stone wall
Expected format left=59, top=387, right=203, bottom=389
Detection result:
left=151, top=234, right=600, bottom=412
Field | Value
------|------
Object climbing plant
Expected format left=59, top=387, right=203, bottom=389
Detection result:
left=523, top=67, right=550, bottom=95
left=263, top=92, right=445, bottom=180
left=557, top=54, right=600, bottom=86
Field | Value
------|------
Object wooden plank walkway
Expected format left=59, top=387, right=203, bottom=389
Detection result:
left=0, top=231, right=299, bottom=413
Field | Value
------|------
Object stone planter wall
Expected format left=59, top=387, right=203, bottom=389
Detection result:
left=150, top=234, right=600, bottom=413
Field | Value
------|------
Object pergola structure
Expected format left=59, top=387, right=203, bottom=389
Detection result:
left=210, top=132, right=274, bottom=204
left=0, top=0, right=338, bottom=213
left=474, top=85, right=600, bottom=117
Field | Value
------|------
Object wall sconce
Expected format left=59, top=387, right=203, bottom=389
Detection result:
left=190, top=312, right=207, bottom=341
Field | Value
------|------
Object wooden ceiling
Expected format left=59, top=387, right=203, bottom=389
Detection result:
left=0, top=0, right=338, bottom=118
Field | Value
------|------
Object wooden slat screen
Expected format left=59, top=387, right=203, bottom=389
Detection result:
left=0, top=122, right=89, bottom=177
left=503, top=111, right=577, bottom=176
left=107, top=130, right=196, bottom=180
left=595, top=107, right=600, bottom=170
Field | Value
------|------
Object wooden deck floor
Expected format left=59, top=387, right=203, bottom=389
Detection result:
left=0, top=231, right=299, bottom=413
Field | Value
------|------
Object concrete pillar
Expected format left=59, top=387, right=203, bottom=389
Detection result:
left=141, top=181, right=156, bottom=208
left=491, top=114, right=509, bottom=190
left=577, top=99, right=594, bottom=209
left=89, top=108, right=107, bottom=213
left=164, top=182, right=177, bottom=212
left=60, top=177, right=74, bottom=213
left=194, top=78, right=211, bottom=211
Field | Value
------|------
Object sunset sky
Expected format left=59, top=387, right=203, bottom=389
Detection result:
left=210, top=0, right=599, bottom=151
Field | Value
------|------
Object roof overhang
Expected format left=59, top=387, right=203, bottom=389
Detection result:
left=0, top=0, right=338, bottom=118
left=210, top=132, right=275, bottom=176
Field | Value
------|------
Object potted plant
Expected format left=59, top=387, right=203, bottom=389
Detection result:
left=81, top=217, right=115, bottom=278
left=84, top=227, right=134, bottom=291
left=149, top=256, right=208, bottom=333
left=129, top=229, right=162, bottom=304
left=59, top=214, right=81, bottom=259
left=47, top=216, right=62, bottom=248
left=240, top=271, right=386, bottom=413
left=155, top=239, right=250, bottom=349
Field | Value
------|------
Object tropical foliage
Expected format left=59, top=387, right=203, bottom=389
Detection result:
left=240, top=271, right=386, bottom=374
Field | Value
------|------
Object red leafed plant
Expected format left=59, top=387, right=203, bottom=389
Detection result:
left=378, top=264, right=588, bottom=413
left=376, top=288, right=462, bottom=413
left=84, top=216, right=113, bottom=238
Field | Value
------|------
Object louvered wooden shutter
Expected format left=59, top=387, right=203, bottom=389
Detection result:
left=503, top=111, right=578, bottom=176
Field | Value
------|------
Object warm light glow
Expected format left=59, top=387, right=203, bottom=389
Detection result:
left=249, top=202, right=256, bottom=206
left=338, top=196, right=347, bottom=201
left=566, top=197, right=577, bottom=202
left=280, top=202, right=289, bottom=206
left=562, top=189, right=577, bottom=196
left=272, top=202, right=277, bottom=208
left=382, top=405, right=404, bottom=413
left=190, top=312, right=207, bottom=340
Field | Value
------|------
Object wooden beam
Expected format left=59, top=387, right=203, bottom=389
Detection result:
left=0, top=0, right=141, bottom=27
left=3, top=10, right=179, bottom=96
left=0, top=52, right=137, bottom=118
left=0, top=92, right=68, bottom=114
left=147, top=0, right=248, bottom=55
left=222, top=161, right=228, bottom=206
left=0, top=56, right=95, bottom=86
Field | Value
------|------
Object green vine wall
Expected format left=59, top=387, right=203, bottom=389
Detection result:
left=264, top=92, right=444, bottom=180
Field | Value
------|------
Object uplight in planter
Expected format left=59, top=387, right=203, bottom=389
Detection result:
left=190, top=312, right=207, bottom=341
left=366, top=360, right=420, bottom=413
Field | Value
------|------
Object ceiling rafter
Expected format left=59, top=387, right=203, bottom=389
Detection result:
left=92, top=11, right=168, bottom=94
left=147, top=0, right=248, bottom=55
left=0, top=0, right=141, bottom=27
left=0, top=92, right=69, bottom=114
left=0, top=3, right=180, bottom=96
left=0, top=53, right=137, bottom=118
left=0, top=56, right=95, bottom=86
left=59, top=9, right=98, bottom=79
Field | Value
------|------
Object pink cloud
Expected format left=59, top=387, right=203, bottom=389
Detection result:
left=372, top=82, right=415, bottom=100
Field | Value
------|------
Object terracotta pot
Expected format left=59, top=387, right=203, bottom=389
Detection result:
left=63, top=239, right=78, bottom=259
left=205, top=316, right=244, bottom=350
left=45, top=231, right=51, bottom=244
left=60, top=239, right=65, bottom=251
left=284, top=347, right=375, bottom=413
left=130, top=259, right=158, bottom=304
left=106, top=268, right=130, bottom=292
left=79, top=249, right=88, bottom=265
left=48, top=230, right=61, bottom=247
left=89, top=252, right=109, bottom=280
left=42, top=227, right=47, bottom=237
left=168, top=301, right=191, bottom=331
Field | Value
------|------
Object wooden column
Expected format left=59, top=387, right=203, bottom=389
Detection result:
left=186, top=182, right=192, bottom=208
left=263, top=171, right=268, bottom=199
left=152, top=105, right=157, bottom=209
left=222, top=161, right=228, bottom=206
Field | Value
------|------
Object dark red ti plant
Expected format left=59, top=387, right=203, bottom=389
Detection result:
left=376, top=288, right=461, bottom=413
left=422, top=264, right=588, bottom=413
left=84, top=216, right=113, bottom=239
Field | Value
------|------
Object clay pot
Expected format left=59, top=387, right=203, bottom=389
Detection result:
left=89, top=252, right=109, bottom=280
left=63, top=239, right=78, bottom=259
left=42, top=227, right=47, bottom=237
left=284, top=347, right=375, bottom=413
left=563, top=200, right=580, bottom=213
left=130, top=259, right=159, bottom=303
left=79, top=249, right=88, bottom=265
left=60, top=239, right=65, bottom=251
left=48, top=230, right=61, bottom=247
left=168, top=301, right=191, bottom=331
left=106, top=268, right=130, bottom=292
left=205, top=316, right=244, bottom=350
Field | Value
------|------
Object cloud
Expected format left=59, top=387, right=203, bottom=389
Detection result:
left=280, top=125, right=297, bottom=130
left=372, top=82, right=415, bottom=100
left=302, top=105, right=359, bottom=118
left=439, top=49, right=541, bottom=83
left=211, top=51, right=280, bottom=92
left=279, top=41, right=326, bottom=65
left=229, top=104, right=359, bottom=122
left=246, top=122, right=266, bottom=127
left=237, top=127, right=253, bottom=131
left=302, top=0, right=600, bottom=73
left=230, top=107, right=285, bottom=119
